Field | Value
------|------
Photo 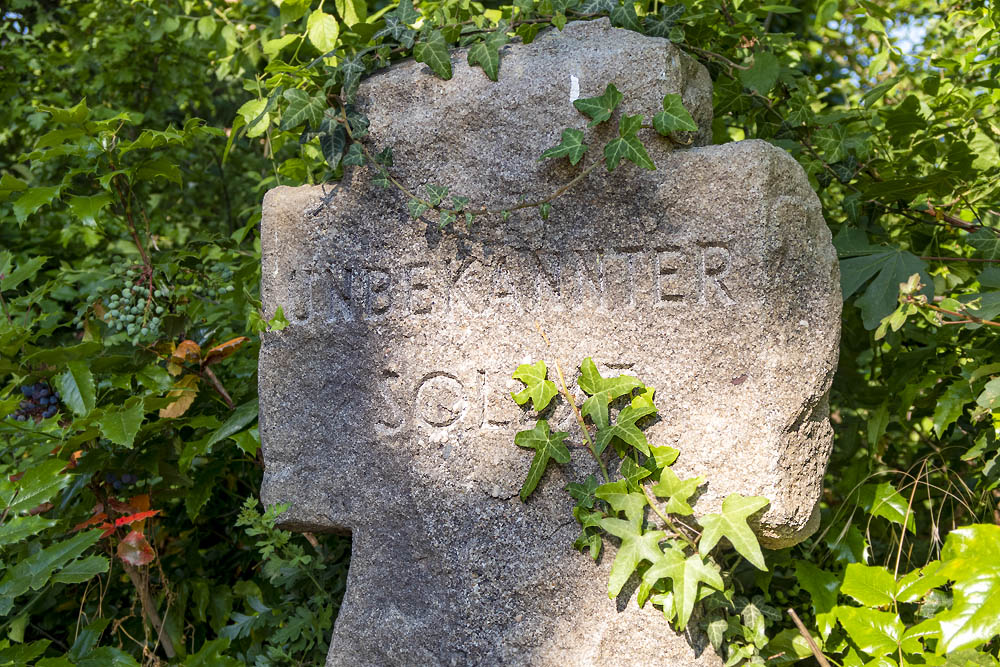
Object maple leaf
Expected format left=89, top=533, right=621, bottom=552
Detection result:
left=540, top=128, right=588, bottom=165
left=573, top=83, right=623, bottom=127
left=594, top=404, right=657, bottom=456
left=514, top=420, right=570, bottom=501
left=595, top=479, right=647, bottom=528
left=651, top=467, right=704, bottom=516
left=600, top=517, right=666, bottom=598
left=698, top=493, right=770, bottom=570
left=510, top=360, right=558, bottom=411
left=643, top=546, right=724, bottom=630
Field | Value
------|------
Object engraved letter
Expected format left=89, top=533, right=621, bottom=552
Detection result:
left=364, top=267, right=393, bottom=320
left=656, top=245, right=685, bottom=303
left=699, top=242, right=735, bottom=306
left=416, top=373, right=469, bottom=429
left=407, top=262, right=434, bottom=316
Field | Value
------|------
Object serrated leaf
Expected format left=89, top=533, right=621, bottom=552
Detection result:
left=794, top=560, right=840, bottom=639
left=601, top=517, right=666, bottom=598
left=0, top=515, right=57, bottom=547
left=933, top=380, right=973, bottom=437
left=281, top=89, right=326, bottom=131
left=740, top=51, right=779, bottom=94
left=67, top=193, right=112, bottom=227
left=0, top=172, right=28, bottom=202
left=541, top=128, right=588, bottom=165
left=0, top=529, right=100, bottom=600
left=698, top=493, right=769, bottom=570
left=98, top=397, right=145, bottom=448
left=643, top=546, right=724, bottom=630
left=55, top=360, right=96, bottom=417
left=413, top=30, right=452, bottom=80
left=307, top=9, right=340, bottom=54
left=651, top=467, right=704, bottom=516
left=13, top=186, right=61, bottom=224
left=836, top=606, right=904, bottom=657
left=573, top=83, right=623, bottom=127
left=511, top=360, right=558, bottom=411
left=0, top=255, right=47, bottom=292
left=595, top=479, right=647, bottom=528
left=514, top=420, right=570, bottom=501
left=467, top=29, right=509, bottom=82
left=842, top=563, right=897, bottom=607
left=0, top=459, right=68, bottom=513
left=653, top=94, right=698, bottom=134
left=50, top=555, right=109, bottom=584
left=839, top=233, right=932, bottom=330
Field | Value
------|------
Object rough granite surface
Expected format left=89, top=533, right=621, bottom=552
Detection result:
left=259, top=18, right=840, bottom=667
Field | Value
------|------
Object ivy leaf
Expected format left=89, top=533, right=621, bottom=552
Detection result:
left=425, top=183, right=449, bottom=206
left=651, top=467, right=704, bottom=516
left=643, top=546, right=724, bottom=630
left=374, top=16, right=416, bottom=48
left=604, top=114, right=655, bottom=171
left=594, top=404, right=656, bottom=456
left=794, top=560, right=841, bottom=639
left=740, top=51, right=779, bottom=94
left=514, top=420, right=570, bottom=501
left=319, top=124, right=347, bottom=169
left=467, top=29, right=509, bottom=82
left=577, top=0, right=615, bottom=13
left=339, top=54, right=367, bottom=103
left=620, top=456, right=652, bottom=492
left=934, top=525, right=1000, bottom=654
left=698, top=493, right=769, bottom=570
left=567, top=474, right=600, bottom=509
left=578, top=357, right=642, bottom=399
left=414, top=29, right=452, bottom=80
left=98, top=397, right=145, bottom=448
left=644, top=4, right=684, bottom=37
left=835, top=606, right=904, bottom=657
left=653, top=94, right=698, bottom=134
left=610, top=0, right=641, bottom=31
left=595, top=479, right=647, bottom=528
left=842, top=563, right=897, bottom=608
left=54, top=361, right=96, bottom=417
left=573, top=83, right=623, bottom=127
left=510, top=360, right=558, bottom=411
left=342, top=143, right=364, bottom=166
left=600, top=517, right=666, bottom=598
left=649, top=443, right=679, bottom=468
left=281, top=89, right=325, bottom=131
left=407, top=199, right=428, bottom=219
left=392, top=0, right=420, bottom=24
left=540, top=128, right=588, bottom=165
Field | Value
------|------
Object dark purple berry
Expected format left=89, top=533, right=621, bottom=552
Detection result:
left=113, top=480, right=122, bottom=490
left=20, top=385, right=32, bottom=397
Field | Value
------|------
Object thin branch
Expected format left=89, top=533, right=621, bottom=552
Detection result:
left=641, top=484, right=698, bottom=550
left=787, top=608, right=831, bottom=667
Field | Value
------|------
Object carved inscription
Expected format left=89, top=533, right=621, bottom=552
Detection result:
left=284, top=240, right=736, bottom=324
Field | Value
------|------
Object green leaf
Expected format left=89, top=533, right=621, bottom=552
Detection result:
left=0, top=459, right=69, bottom=513
left=0, top=255, right=47, bottom=292
left=578, top=357, right=642, bottom=399
left=0, top=530, right=101, bottom=602
left=644, top=4, right=684, bottom=37
left=0, top=515, right=57, bottom=547
left=643, top=546, right=724, bottom=630
left=600, top=517, right=666, bottom=598
left=281, top=89, right=326, bottom=131
left=836, top=606, right=905, bottom=657
left=620, top=455, right=652, bottom=492
left=413, top=30, right=452, bottom=80
left=98, top=396, right=145, bottom=448
left=567, top=474, right=600, bottom=509
left=649, top=444, right=678, bottom=468
left=540, top=128, right=588, bottom=165
left=933, top=380, right=973, bottom=437
left=425, top=183, right=449, bottom=206
left=342, top=143, right=364, bottom=166
left=604, top=114, right=655, bottom=171
left=935, top=525, right=1000, bottom=654
left=50, top=555, right=109, bottom=584
left=510, top=360, right=558, bottom=411
left=13, top=186, right=61, bottom=224
left=594, top=404, right=656, bottom=456
left=0, top=172, right=28, bottom=202
left=653, top=94, right=698, bottom=135
left=573, top=83, right=623, bottom=127
left=651, top=467, right=704, bottom=516
left=66, top=193, right=113, bottom=227
left=842, top=563, right=897, bottom=607
left=896, top=560, right=947, bottom=604
left=206, top=400, right=259, bottom=448
left=740, top=51, right=779, bottom=94
left=794, top=560, right=841, bottom=639
left=610, top=0, right=641, bottom=31
left=698, top=493, right=769, bottom=570
left=595, top=479, right=647, bottom=528
left=55, top=360, right=96, bottom=417
left=307, top=9, right=340, bottom=53
left=392, top=0, right=421, bottom=24
left=334, top=0, right=367, bottom=26
left=514, top=420, right=570, bottom=501
left=856, top=481, right=915, bottom=533
left=135, top=156, right=182, bottom=186
left=839, top=233, right=932, bottom=330
left=467, top=29, right=509, bottom=82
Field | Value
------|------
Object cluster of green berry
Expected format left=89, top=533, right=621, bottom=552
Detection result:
left=104, top=265, right=167, bottom=343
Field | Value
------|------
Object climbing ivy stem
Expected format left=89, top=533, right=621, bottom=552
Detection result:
left=641, top=484, right=697, bottom=550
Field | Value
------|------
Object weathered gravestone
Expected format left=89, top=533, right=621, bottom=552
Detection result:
left=259, top=18, right=840, bottom=666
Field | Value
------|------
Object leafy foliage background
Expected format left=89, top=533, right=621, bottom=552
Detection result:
left=1, top=0, right=998, bottom=664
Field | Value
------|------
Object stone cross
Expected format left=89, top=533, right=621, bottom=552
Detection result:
left=259, top=19, right=840, bottom=666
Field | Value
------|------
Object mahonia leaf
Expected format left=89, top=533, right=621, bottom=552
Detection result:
left=644, top=4, right=684, bottom=37
left=595, top=479, right=647, bottom=528
left=651, top=467, right=704, bottom=516
left=698, top=493, right=770, bottom=570
left=540, top=128, right=588, bottom=165
left=510, top=360, right=558, bottom=411
left=594, top=404, right=657, bottom=456
left=604, top=114, right=655, bottom=171
left=643, top=546, right=724, bottom=630
left=600, top=517, right=666, bottom=598
left=514, top=420, right=571, bottom=501
left=413, top=29, right=452, bottom=79
left=610, top=0, right=641, bottom=31
left=573, top=83, right=623, bottom=127
left=620, top=456, right=652, bottom=492
left=467, top=28, right=509, bottom=82
left=567, top=474, right=600, bottom=509
left=653, top=94, right=698, bottom=134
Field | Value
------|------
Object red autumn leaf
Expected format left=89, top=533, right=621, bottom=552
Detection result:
left=114, top=509, right=159, bottom=528
left=203, top=336, right=249, bottom=366
left=100, top=523, right=116, bottom=538
left=118, top=530, right=156, bottom=566
left=171, top=339, right=202, bottom=366
left=72, top=512, right=108, bottom=533
left=28, top=502, right=53, bottom=516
